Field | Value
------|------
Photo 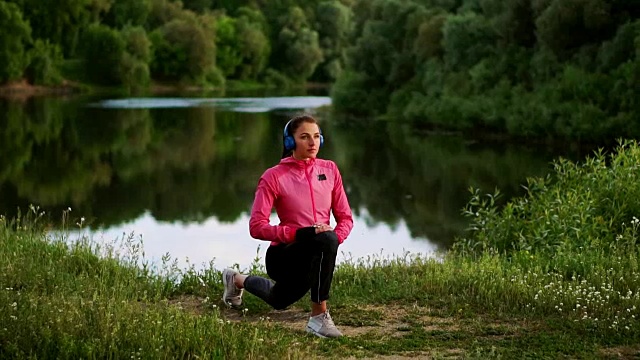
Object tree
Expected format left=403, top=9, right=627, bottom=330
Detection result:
left=9, top=0, right=93, bottom=57
left=535, top=0, right=613, bottom=59
left=315, top=0, right=352, bottom=81
left=103, top=0, right=151, bottom=28
left=413, top=12, right=447, bottom=61
left=147, top=0, right=188, bottom=29
left=149, top=12, right=219, bottom=84
left=279, top=27, right=323, bottom=82
left=26, top=40, right=64, bottom=85
left=235, top=11, right=270, bottom=79
left=215, top=15, right=242, bottom=77
left=598, top=19, right=640, bottom=71
left=274, top=6, right=323, bottom=82
left=0, top=1, right=31, bottom=83
left=182, top=0, right=212, bottom=13
left=442, top=12, right=497, bottom=70
left=81, top=23, right=125, bottom=85
left=118, top=26, right=152, bottom=92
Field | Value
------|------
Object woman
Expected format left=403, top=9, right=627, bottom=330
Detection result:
left=221, top=114, right=354, bottom=338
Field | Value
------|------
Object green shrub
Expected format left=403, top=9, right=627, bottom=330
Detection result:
left=26, top=40, right=63, bottom=85
left=81, top=24, right=126, bottom=85
left=455, top=139, right=640, bottom=258
left=0, top=1, right=31, bottom=83
left=262, top=68, right=291, bottom=89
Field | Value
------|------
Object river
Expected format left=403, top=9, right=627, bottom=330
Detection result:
left=0, top=89, right=590, bottom=271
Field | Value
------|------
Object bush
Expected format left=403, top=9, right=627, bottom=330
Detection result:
left=330, top=70, right=384, bottom=116
left=81, top=24, right=126, bottom=85
left=118, top=52, right=150, bottom=93
left=262, top=68, right=290, bottom=89
left=205, top=66, right=226, bottom=88
left=26, top=40, right=63, bottom=85
left=455, top=139, right=640, bottom=258
left=122, top=26, right=151, bottom=64
left=118, top=26, right=152, bottom=92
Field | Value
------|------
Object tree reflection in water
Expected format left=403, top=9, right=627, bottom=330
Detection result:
left=0, top=96, right=588, bottom=264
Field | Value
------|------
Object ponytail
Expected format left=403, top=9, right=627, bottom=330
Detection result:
left=281, top=148, right=292, bottom=159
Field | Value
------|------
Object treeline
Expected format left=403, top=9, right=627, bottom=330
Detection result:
left=0, top=0, right=353, bottom=90
left=2, top=0, right=638, bottom=141
left=331, top=0, right=640, bottom=142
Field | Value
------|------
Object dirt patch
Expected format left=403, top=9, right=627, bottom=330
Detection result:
left=418, top=314, right=459, bottom=332
left=168, top=297, right=528, bottom=343
left=344, top=348, right=464, bottom=360
left=599, top=346, right=640, bottom=359
left=167, top=295, right=209, bottom=316
left=0, top=79, right=79, bottom=99
left=224, top=307, right=307, bottom=324
left=218, top=304, right=456, bottom=339
left=346, top=353, right=433, bottom=360
left=467, top=317, right=545, bottom=342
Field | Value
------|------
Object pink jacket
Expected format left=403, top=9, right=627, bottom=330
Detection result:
left=249, top=156, right=354, bottom=246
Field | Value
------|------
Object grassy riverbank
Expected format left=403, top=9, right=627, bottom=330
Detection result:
left=2, top=141, right=640, bottom=359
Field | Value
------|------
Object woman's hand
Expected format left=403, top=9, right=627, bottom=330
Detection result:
left=295, top=224, right=334, bottom=243
left=314, top=223, right=334, bottom=233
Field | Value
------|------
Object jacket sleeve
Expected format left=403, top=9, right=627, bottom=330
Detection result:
left=249, top=172, right=297, bottom=244
left=331, top=164, right=353, bottom=244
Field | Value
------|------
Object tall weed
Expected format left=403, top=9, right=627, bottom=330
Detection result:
left=448, top=139, right=640, bottom=336
left=0, top=209, right=308, bottom=359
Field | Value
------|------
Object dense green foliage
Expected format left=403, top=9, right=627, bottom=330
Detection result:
left=331, top=0, right=640, bottom=142
left=447, top=139, right=640, bottom=333
left=0, top=1, right=31, bottom=83
left=456, top=139, right=640, bottom=262
left=0, top=0, right=354, bottom=89
left=1, top=0, right=637, bottom=140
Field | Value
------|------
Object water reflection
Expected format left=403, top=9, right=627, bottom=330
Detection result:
left=86, top=211, right=436, bottom=271
left=0, top=95, right=578, bottom=269
left=91, top=96, right=332, bottom=112
left=324, top=118, right=568, bottom=248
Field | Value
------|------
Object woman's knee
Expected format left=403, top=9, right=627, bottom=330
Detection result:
left=270, top=299, right=291, bottom=310
left=314, top=231, right=339, bottom=253
left=268, top=291, right=305, bottom=310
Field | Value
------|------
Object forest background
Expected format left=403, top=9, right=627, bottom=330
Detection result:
left=1, top=0, right=638, bottom=142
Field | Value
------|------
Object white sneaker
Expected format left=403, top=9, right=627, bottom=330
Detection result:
left=222, top=268, right=243, bottom=307
left=306, top=311, right=343, bottom=338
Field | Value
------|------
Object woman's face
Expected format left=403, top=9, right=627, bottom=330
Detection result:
left=292, top=122, right=321, bottom=160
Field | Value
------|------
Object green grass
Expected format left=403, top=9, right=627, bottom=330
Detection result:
left=3, top=140, right=640, bottom=358
left=0, top=210, right=307, bottom=359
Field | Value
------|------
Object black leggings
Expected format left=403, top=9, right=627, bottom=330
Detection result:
left=243, top=231, right=339, bottom=310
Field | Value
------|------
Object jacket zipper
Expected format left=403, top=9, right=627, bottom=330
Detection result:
left=305, top=161, right=318, bottom=223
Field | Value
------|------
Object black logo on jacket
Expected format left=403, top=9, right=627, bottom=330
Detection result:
left=317, top=174, right=327, bottom=181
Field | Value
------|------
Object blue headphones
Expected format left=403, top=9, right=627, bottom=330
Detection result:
left=283, top=119, right=324, bottom=151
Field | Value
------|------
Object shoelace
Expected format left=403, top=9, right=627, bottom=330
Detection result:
left=229, top=274, right=242, bottom=296
left=323, top=313, right=336, bottom=327
left=230, top=288, right=242, bottom=298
